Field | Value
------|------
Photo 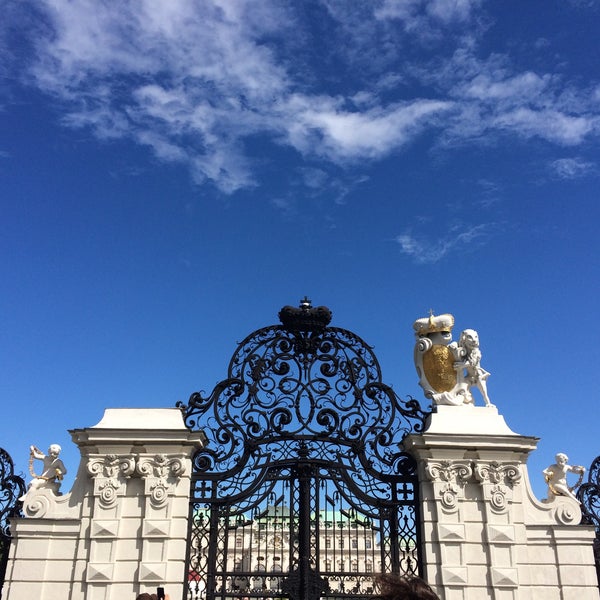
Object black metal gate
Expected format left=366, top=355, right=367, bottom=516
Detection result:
left=578, top=454, right=600, bottom=589
left=179, top=301, right=429, bottom=600
left=0, top=448, right=26, bottom=600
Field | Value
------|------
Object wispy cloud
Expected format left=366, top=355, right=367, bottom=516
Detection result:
left=395, top=223, right=491, bottom=264
left=6, top=0, right=600, bottom=194
left=550, top=157, right=596, bottom=179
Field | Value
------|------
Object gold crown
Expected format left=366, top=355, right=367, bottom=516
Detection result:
left=413, top=312, right=455, bottom=337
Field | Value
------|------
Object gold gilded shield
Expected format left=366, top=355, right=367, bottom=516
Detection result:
left=422, top=345, right=457, bottom=393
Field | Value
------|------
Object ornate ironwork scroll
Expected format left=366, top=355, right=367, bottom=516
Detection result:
left=180, top=300, right=429, bottom=600
left=0, top=448, right=26, bottom=599
left=578, top=455, right=600, bottom=589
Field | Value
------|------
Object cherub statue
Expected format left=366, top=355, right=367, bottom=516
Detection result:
left=543, top=453, right=585, bottom=502
left=413, top=314, right=494, bottom=407
left=451, top=329, right=493, bottom=407
left=28, top=444, right=67, bottom=493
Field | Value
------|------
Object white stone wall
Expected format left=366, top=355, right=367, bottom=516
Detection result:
left=4, top=408, right=206, bottom=600
left=4, top=405, right=599, bottom=599
left=404, top=405, right=599, bottom=600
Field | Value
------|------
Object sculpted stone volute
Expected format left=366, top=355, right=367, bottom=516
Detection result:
left=425, top=459, right=473, bottom=511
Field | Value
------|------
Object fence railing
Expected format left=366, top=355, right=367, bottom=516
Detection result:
left=578, top=455, right=600, bottom=590
left=0, top=448, right=26, bottom=600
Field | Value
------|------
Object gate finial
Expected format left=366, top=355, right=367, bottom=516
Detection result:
left=278, top=299, right=332, bottom=333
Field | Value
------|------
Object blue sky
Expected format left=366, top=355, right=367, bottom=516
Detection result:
left=1, top=0, right=599, bottom=500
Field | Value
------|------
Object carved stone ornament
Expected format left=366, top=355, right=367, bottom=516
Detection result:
left=474, top=461, right=521, bottom=512
left=425, top=460, right=473, bottom=510
left=87, top=454, right=136, bottom=479
left=543, top=452, right=585, bottom=502
left=413, top=313, right=493, bottom=407
left=136, top=454, right=186, bottom=479
left=27, top=443, right=67, bottom=495
left=87, top=454, right=136, bottom=508
left=136, top=454, right=186, bottom=506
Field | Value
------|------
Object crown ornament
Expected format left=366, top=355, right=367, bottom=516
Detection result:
left=279, top=297, right=332, bottom=333
left=413, top=311, right=455, bottom=337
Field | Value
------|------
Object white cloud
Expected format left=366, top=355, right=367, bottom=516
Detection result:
left=550, top=157, right=596, bottom=179
left=286, top=97, right=452, bottom=160
left=492, top=108, right=596, bottom=145
left=396, top=224, right=490, bottom=264
left=9, top=0, right=600, bottom=194
left=458, top=72, right=550, bottom=102
left=375, top=0, right=480, bottom=25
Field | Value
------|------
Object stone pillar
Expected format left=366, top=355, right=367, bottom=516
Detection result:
left=404, top=405, right=599, bottom=600
left=5, top=408, right=206, bottom=600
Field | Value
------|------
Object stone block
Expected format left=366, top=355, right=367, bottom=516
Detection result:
left=91, top=519, right=120, bottom=538
left=486, top=524, right=515, bottom=543
left=139, top=561, right=167, bottom=582
left=518, top=564, right=559, bottom=586
left=555, top=543, right=596, bottom=565
left=86, top=562, right=114, bottom=582
left=114, top=537, right=142, bottom=560
left=490, top=566, right=519, bottom=587
left=558, top=565, right=599, bottom=586
left=8, top=559, right=44, bottom=582
left=440, top=542, right=463, bottom=565
left=462, top=499, right=485, bottom=522
left=166, top=537, right=189, bottom=559
left=113, top=559, right=147, bottom=582
left=561, top=586, right=600, bottom=600
left=143, top=538, right=167, bottom=562
left=441, top=565, right=468, bottom=585
left=466, top=565, right=491, bottom=587
left=464, top=521, right=485, bottom=543
left=522, top=542, right=556, bottom=564
left=118, top=516, right=142, bottom=538
left=168, top=516, right=190, bottom=538
left=437, top=523, right=465, bottom=541
left=143, top=518, right=172, bottom=537
left=489, top=544, right=513, bottom=568
left=464, top=542, right=488, bottom=565
left=90, top=539, right=114, bottom=562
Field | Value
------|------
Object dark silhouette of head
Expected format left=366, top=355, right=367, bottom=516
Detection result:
left=376, top=573, right=440, bottom=600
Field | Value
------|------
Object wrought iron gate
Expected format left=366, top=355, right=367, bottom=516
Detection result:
left=179, top=300, right=429, bottom=600
left=0, top=448, right=26, bottom=600
left=578, top=454, right=600, bottom=589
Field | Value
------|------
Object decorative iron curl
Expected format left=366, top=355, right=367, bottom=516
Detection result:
left=578, top=455, right=600, bottom=531
left=0, top=449, right=25, bottom=540
left=180, top=311, right=429, bottom=479
left=0, top=448, right=26, bottom=594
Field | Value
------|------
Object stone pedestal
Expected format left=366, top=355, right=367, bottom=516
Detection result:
left=5, top=408, right=206, bottom=600
left=404, top=405, right=598, bottom=600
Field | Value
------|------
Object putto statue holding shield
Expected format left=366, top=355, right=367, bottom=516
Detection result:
left=413, top=312, right=493, bottom=407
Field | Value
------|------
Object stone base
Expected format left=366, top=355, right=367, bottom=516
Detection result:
left=425, top=404, right=519, bottom=436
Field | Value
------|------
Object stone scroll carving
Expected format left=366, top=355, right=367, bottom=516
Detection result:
left=474, top=461, right=521, bottom=513
left=425, top=460, right=473, bottom=511
left=87, top=455, right=136, bottom=508
left=86, top=454, right=186, bottom=508
left=136, top=454, right=186, bottom=507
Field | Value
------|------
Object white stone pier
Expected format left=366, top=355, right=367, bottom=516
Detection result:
left=4, top=408, right=206, bottom=600
left=404, top=405, right=599, bottom=600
